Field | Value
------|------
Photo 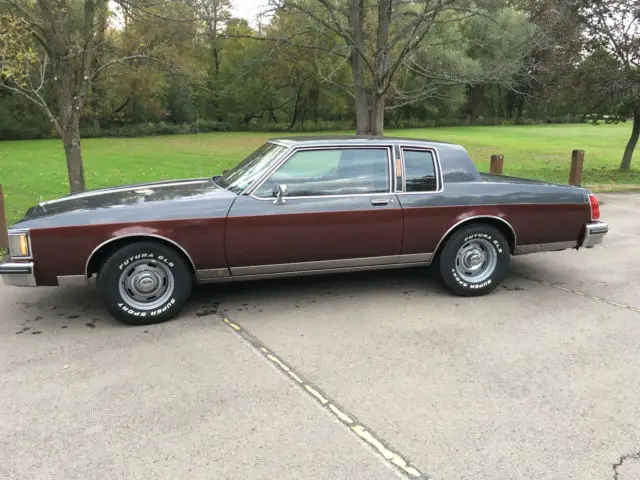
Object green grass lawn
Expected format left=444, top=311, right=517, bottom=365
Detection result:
left=1, top=123, right=638, bottom=226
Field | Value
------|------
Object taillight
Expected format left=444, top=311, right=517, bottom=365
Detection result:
left=589, top=194, right=600, bottom=221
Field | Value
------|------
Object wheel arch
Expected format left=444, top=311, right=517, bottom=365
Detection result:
left=85, top=234, right=197, bottom=280
left=432, top=215, right=517, bottom=260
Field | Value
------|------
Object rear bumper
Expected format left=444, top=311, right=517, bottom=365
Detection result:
left=0, top=261, right=37, bottom=287
left=581, top=221, right=609, bottom=248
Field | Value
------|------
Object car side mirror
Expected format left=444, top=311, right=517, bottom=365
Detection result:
left=273, top=184, right=288, bottom=205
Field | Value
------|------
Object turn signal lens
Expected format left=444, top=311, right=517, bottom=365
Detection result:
left=20, top=235, right=29, bottom=255
left=8, top=232, right=30, bottom=257
left=589, top=194, right=600, bottom=221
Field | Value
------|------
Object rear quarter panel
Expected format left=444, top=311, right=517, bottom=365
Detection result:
left=397, top=175, right=591, bottom=255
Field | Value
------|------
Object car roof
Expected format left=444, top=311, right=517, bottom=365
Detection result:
left=267, top=135, right=463, bottom=150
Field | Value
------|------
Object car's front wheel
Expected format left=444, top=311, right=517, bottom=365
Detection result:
left=438, top=223, right=510, bottom=296
left=97, top=241, right=193, bottom=325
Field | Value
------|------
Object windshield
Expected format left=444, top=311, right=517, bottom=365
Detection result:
left=215, top=142, right=287, bottom=194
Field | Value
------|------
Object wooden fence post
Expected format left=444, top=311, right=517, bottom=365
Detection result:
left=569, top=149, right=584, bottom=186
left=490, top=154, right=504, bottom=175
left=0, top=184, right=8, bottom=250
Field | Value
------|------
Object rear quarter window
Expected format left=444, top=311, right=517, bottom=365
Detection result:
left=402, top=149, right=438, bottom=192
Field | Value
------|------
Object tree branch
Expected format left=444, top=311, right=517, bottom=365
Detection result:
left=0, top=80, right=63, bottom=136
left=90, top=55, right=172, bottom=80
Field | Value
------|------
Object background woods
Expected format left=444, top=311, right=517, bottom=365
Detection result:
left=1, top=0, right=638, bottom=192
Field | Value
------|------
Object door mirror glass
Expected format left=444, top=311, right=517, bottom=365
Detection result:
left=273, top=184, right=288, bottom=204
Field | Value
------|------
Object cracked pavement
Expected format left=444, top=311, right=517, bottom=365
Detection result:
left=614, top=451, right=640, bottom=480
left=1, top=192, right=639, bottom=480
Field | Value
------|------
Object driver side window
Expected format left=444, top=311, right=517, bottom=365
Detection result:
left=254, top=147, right=390, bottom=198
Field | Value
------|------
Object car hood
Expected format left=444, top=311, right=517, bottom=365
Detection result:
left=17, top=177, right=234, bottom=224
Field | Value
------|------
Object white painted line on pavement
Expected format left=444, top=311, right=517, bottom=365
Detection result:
left=517, top=276, right=640, bottom=314
left=219, top=315, right=427, bottom=480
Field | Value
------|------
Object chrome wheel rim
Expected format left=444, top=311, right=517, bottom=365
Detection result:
left=454, top=238, right=498, bottom=283
left=118, top=259, right=174, bottom=310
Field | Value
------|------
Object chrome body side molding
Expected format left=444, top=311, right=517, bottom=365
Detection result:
left=196, top=253, right=433, bottom=283
left=57, top=275, right=87, bottom=286
left=196, top=268, right=231, bottom=283
left=513, top=241, right=577, bottom=255
left=229, top=252, right=433, bottom=276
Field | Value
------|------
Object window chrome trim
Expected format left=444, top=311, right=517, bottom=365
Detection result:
left=239, top=142, right=295, bottom=196
left=432, top=215, right=518, bottom=255
left=392, top=144, right=402, bottom=192
left=267, top=139, right=292, bottom=148
left=84, top=233, right=198, bottom=279
left=247, top=145, right=394, bottom=201
left=230, top=142, right=292, bottom=197
left=7, top=228, right=33, bottom=260
left=396, top=145, right=444, bottom=195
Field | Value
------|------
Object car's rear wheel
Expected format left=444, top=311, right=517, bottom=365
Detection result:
left=438, top=223, right=510, bottom=296
left=97, top=241, right=193, bottom=325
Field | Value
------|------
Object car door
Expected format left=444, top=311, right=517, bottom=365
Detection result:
left=394, top=145, right=446, bottom=256
left=224, top=145, right=404, bottom=275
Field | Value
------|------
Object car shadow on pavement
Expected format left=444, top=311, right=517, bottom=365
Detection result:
left=2, top=264, right=530, bottom=334
left=191, top=264, right=443, bottom=303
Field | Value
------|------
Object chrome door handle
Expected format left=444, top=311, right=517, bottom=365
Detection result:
left=371, top=198, right=389, bottom=206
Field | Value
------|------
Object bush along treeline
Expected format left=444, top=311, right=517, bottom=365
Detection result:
left=4, top=117, right=608, bottom=141
left=0, top=113, right=610, bottom=142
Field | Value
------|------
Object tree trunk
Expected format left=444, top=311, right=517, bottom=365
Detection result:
left=349, top=0, right=370, bottom=135
left=62, top=116, right=86, bottom=194
left=372, top=0, right=391, bottom=137
left=620, top=110, right=640, bottom=172
left=353, top=84, right=370, bottom=134
left=370, top=94, right=384, bottom=136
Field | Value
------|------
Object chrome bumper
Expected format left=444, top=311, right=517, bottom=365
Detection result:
left=581, top=221, right=609, bottom=248
left=0, top=261, right=37, bottom=287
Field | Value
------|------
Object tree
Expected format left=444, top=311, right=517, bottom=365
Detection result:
left=192, top=0, right=232, bottom=77
left=0, top=2, right=114, bottom=192
left=0, top=0, right=178, bottom=193
left=580, top=0, right=640, bottom=171
left=485, top=0, right=584, bottom=120
left=270, top=0, right=538, bottom=135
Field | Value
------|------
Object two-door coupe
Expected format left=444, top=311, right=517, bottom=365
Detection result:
left=0, top=136, right=608, bottom=325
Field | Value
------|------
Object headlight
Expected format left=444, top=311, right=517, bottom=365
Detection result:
left=8, top=231, right=31, bottom=258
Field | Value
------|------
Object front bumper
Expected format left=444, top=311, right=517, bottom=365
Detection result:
left=581, top=221, right=609, bottom=248
left=0, top=261, right=37, bottom=287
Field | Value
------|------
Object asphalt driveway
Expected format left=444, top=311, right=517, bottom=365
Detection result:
left=1, top=192, right=639, bottom=480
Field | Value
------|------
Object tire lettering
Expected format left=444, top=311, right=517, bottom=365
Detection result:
left=463, top=232, right=504, bottom=254
left=158, top=256, right=175, bottom=268
left=118, top=298, right=175, bottom=318
left=118, top=253, right=158, bottom=270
